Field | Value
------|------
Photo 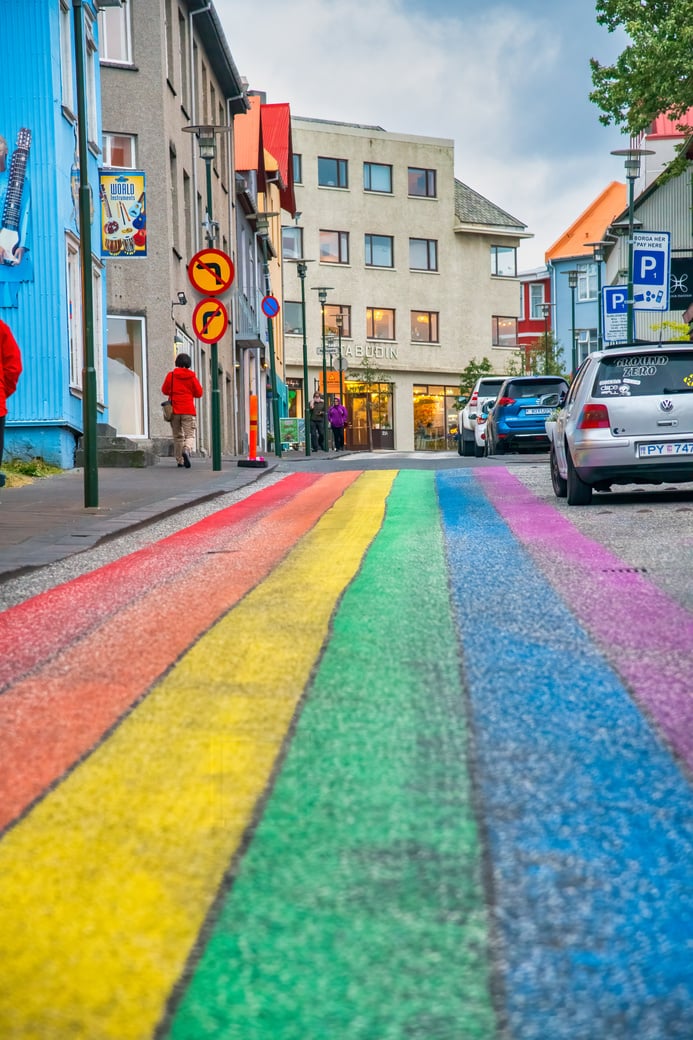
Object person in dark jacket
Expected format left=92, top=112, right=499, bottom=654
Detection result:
left=327, top=396, right=348, bottom=450
left=161, top=353, right=203, bottom=468
left=309, top=391, right=325, bottom=451
left=0, top=318, right=22, bottom=487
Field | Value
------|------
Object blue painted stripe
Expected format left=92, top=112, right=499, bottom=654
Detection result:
left=437, top=470, right=693, bottom=1040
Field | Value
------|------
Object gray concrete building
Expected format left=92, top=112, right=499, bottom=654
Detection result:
left=283, top=116, right=529, bottom=451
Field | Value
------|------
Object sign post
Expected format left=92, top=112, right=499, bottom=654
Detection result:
left=602, top=286, right=628, bottom=345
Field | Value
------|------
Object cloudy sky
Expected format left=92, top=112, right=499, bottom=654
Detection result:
left=216, top=0, right=629, bottom=270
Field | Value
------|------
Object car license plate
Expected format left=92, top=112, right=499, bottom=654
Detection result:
left=524, top=407, right=551, bottom=416
left=637, top=441, right=693, bottom=457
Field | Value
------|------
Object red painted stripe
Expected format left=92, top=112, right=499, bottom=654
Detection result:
left=1, top=473, right=318, bottom=690
left=0, top=472, right=360, bottom=831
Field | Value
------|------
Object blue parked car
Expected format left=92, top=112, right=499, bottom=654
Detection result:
left=485, top=375, right=569, bottom=455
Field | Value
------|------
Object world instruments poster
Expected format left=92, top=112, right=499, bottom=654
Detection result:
left=99, top=172, right=147, bottom=258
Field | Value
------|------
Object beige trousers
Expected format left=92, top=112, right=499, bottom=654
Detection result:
left=171, top=414, right=196, bottom=463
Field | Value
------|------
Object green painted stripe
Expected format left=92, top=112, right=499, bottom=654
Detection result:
left=165, top=470, right=496, bottom=1040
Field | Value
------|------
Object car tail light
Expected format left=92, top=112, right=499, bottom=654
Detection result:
left=577, top=403, right=610, bottom=429
left=497, top=396, right=515, bottom=407
left=469, top=391, right=478, bottom=406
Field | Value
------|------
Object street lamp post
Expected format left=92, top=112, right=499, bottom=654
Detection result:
left=611, top=147, right=654, bottom=343
left=585, top=240, right=610, bottom=350
left=72, top=0, right=97, bottom=507
left=566, top=269, right=579, bottom=375
left=312, top=286, right=333, bottom=450
left=183, top=124, right=231, bottom=471
left=287, top=258, right=315, bottom=457
left=335, top=312, right=344, bottom=403
left=255, top=213, right=282, bottom=458
left=540, top=301, right=551, bottom=374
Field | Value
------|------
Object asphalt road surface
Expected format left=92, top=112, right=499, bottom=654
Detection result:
left=1, top=453, right=692, bottom=1040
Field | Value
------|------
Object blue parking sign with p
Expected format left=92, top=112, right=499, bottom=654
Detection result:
left=632, top=231, right=670, bottom=310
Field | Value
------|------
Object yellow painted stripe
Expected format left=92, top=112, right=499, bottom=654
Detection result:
left=0, top=471, right=396, bottom=1040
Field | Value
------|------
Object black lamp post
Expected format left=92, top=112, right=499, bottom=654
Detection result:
left=72, top=0, right=98, bottom=506
left=312, top=286, right=333, bottom=450
left=183, top=123, right=231, bottom=471
left=585, top=240, right=611, bottom=350
left=566, top=269, right=579, bottom=375
left=335, top=312, right=344, bottom=403
left=611, top=147, right=654, bottom=343
left=540, top=301, right=552, bottom=374
left=287, top=258, right=314, bottom=456
left=256, top=212, right=282, bottom=458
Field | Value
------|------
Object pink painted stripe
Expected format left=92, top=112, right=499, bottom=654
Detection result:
left=477, top=468, right=693, bottom=772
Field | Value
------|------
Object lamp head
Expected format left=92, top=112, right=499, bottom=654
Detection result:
left=568, top=270, right=578, bottom=289
left=177, top=291, right=187, bottom=306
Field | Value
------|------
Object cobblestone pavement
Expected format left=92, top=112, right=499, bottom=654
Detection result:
left=1, top=465, right=692, bottom=1039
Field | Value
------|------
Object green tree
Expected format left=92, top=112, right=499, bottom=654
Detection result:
left=455, top=357, right=494, bottom=408
left=590, top=0, right=693, bottom=176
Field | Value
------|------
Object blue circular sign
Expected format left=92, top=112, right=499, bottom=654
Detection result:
left=261, top=294, right=280, bottom=318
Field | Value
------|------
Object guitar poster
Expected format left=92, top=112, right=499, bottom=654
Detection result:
left=99, top=172, right=147, bottom=259
left=0, top=127, right=34, bottom=303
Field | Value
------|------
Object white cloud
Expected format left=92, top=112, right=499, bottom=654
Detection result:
left=218, top=0, right=626, bottom=267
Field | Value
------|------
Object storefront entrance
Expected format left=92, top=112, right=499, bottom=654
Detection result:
left=343, top=382, right=393, bottom=451
left=413, top=383, right=460, bottom=451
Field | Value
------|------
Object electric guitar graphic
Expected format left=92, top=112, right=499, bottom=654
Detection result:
left=0, top=127, right=31, bottom=265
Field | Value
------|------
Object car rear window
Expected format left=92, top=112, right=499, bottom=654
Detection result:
left=506, top=381, right=567, bottom=400
left=593, top=351, right=693, bottom=398
left=478, top=379, right=504, bottom=393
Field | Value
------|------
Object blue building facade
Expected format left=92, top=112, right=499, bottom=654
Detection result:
left=1, top=0, right=105, bottom=467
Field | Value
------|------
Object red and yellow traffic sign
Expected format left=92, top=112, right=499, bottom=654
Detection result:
left=187, top=248, right=235, bottom=296
left=192, top=298, right=229, bottom=344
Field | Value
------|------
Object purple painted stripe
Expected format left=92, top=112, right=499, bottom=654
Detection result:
left=477, top=468, right=693, bottom=773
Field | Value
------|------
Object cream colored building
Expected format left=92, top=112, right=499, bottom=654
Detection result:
left=282, top=117, right=529, bottom=451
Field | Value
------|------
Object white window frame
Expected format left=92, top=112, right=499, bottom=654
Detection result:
left=491, top=245, right=517, bottom=277
left=85, top=10, right=98, bottom=146
left=98, top=0, right=133, bottom=66
left=577, top=263, right=598, bottom=302
left=102, top=133, right=137, bottom=169
left=66, top=232, right=104, bottom=402
left=529, top=282, right=545, bottom=319
left=60, top=0, right=75, bottom=115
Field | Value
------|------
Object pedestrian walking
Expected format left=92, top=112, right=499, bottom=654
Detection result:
left=309, top=391, right=325, bottom=451
left=161, top=353, right=203, bottom=468
left=0, top=317, right=22, bottom=487
left=327, top=395, right=348, bottom=450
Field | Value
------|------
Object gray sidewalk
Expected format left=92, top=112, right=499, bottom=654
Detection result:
left=0, top=456, right=280, bottom=582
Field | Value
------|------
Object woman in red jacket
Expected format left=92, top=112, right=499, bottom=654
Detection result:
left=0, top=318, right=22, bottom=487
left=161, top=353, right=203, bottom=468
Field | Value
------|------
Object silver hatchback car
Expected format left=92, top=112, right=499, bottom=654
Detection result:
left=548, top=343, right=693, bottom=505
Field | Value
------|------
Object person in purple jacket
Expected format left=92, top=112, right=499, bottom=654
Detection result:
left=327, top=396, right=348, bottom=451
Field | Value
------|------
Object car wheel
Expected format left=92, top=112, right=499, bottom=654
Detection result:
left=566, top=448, right=592, bottom=505
left=474, top=443, right=484, bottom=458
left=550, top=443, right=567, bottom=498
left=462, top=436, right=475, bottom=458
left=485, top=432, right=494, bottom=456
left=457, top=436, right=464, bottom=457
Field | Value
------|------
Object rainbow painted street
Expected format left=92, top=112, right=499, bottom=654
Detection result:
left=1, top=469, right=692, bottom=1039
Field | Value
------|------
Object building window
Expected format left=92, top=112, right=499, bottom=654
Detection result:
left=60, top=1, right=75, bottom=113
left=529, top=282, right=545, bottom=319
left=411, top=310, right=439, bottom=342
left=365, top=234, right=394, bottom=268
left=283, top=302, right=304, bottom=336
left=366, top=307, right=395, bottom=340
left=107, top=315, right=146, bottom=437
left=325, top=304, right=351, bottom=337
left=408, top=167, right=436, bottom=198
left=318, top=156, right=348, bottom=188
left=293, top=153, right=302, bottom=184
left=282, top=226, right=303, bottom=260
left=409, top=238, right=438, bottom=272
left=102, top=133, right=136, bottom=169
left=491, top=245, right=517, bottom=277
left=98, top=0, right=132, bottom=65
left=85, top=12, right=98, bottom=145
left=577, top=263, right=598, bottom=301
left=577, top=328, right=598, bottom=362
left=319, top=229, right=349, bottom=264
left=364, top=162, right=392, bottom=193
left=492, top=315, right=518, bottom=347
left=66, top=233, right=103, bottom=400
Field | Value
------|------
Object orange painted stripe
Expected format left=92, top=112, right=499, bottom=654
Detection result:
left=0, top=471, right=361, bottom=832
left=1, top=473, right=319, bottom=690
